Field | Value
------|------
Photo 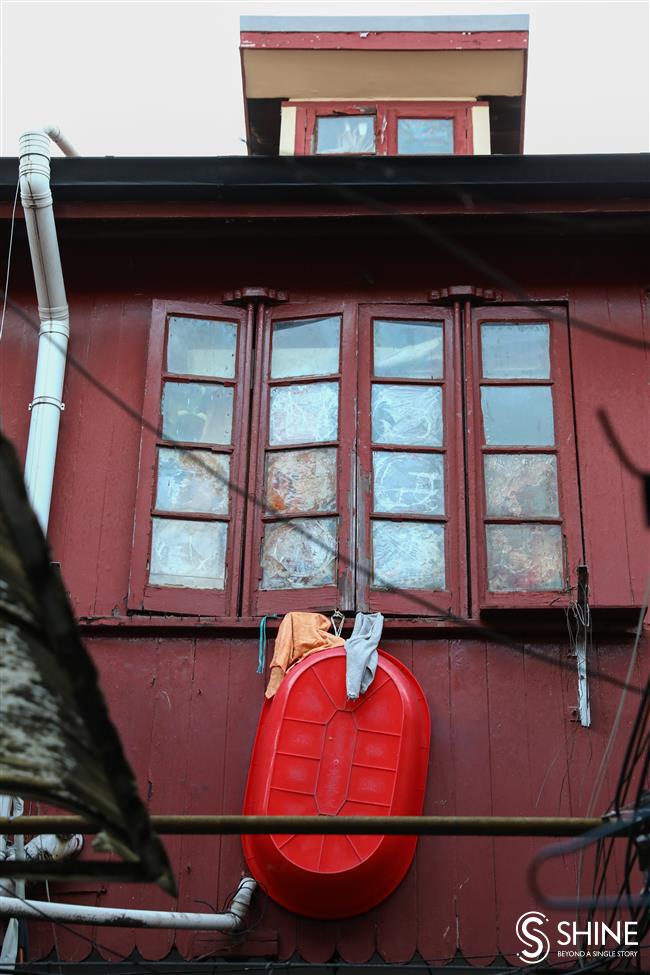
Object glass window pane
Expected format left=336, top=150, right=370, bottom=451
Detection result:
left=150, top=518, right=227, bottom=589
left=265, top=448, right=337, bottom=514
left=162, top=382, right=233, bottom=444
left=156, top=448, right=230, bottom=515
left=374, top=320, right=443, bottom=379
left=261, top=518, right=337, bottom=589
left=373, top=452, right=444, bottom=515
left=481, top=324, right=550, bottom=379
left=481, top=387, right=554, bottom=446
left=271, top=317, right=340, bottom=378
left=315, top=116, right=375, bottom=154
left=484, top=454, right=559, bottom=517
left=372, top=385, right=443, bottom=446
left=269, top=382, right=339, bottom=446
left=372, top=522, right=445, bottom=590
left=486, top=524, right=564, bottom=592
left=397, top=118, right=453, bottom=155
left=167, top=317, right=237, bottom=378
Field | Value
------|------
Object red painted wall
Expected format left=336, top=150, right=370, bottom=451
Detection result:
left=1, top=216, right=648, bottom=965
left=22, top=633, right=650, bottom=965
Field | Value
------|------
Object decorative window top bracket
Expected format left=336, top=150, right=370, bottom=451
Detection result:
left=223, top=287, right=289, bottom=307
left=428, top=286, right=503, bottom=305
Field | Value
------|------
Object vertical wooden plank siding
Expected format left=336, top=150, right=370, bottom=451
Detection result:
left=98, top=638, right=160, bottom=961
left=512, top=644, right=577, bottom=963
left=447, top=640, right=498, bottom=965
left=17, top=631, right=650, bottom=965
left=412, top=641, right=457, bottom=967
left=569, top=286, right=649, bottom=608
left=374, top=641, right=419, bottom=965
left=216, top=642, right=263, bottom=909
left=92, top=299, right=153, bottom=617
left=0, top=230, right=647, bottom=968
left=174, top=639, right=231, bottom=959
left=486, top=639, right=536, bottom=966
left=135, top=640, right=194, bottom=960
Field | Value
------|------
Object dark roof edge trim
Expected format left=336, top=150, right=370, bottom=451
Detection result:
left=0, top=155, right=648, bottom=206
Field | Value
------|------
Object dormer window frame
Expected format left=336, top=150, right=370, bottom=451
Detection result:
left=289, top=100, right=481, bottom=156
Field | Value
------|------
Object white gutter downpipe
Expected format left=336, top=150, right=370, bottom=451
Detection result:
left=5, top=126, right=77, bottom=971
left=0, top=877, right=257, bottom=931
left=19, top=126, right=77, bottom=533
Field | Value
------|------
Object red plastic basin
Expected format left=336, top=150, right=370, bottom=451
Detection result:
left=242, top=647, right=430, bottom=918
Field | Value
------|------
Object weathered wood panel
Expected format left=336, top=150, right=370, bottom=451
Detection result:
left=23, top=631, right=649, bottom=965
left=3, top=227, right=647, bottom=968
left=569, top=285, right=649, bottom=608
left=413, top=641, right=456, bottom=967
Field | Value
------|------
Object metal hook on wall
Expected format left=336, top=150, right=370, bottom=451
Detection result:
left=331, top=609, right=345, bottom=638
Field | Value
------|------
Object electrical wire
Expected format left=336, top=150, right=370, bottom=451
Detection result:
left=283, top=155, right=650, bottom=352
left=1, top=163, right=649, bottom=973
left=585, top=580, right=649, bottom=817
left=572, top=591, right=649, bottom=967
left=0, top=290, right=645, bottom=698
left=0, top=179, right=19, bottom=343
left=579, top=674, right=650, bottom=970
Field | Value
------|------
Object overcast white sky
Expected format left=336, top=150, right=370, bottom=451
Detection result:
left=0, top=0, right=648, bottom=157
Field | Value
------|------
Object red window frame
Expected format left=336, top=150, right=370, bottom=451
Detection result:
left=129, top=300, right=252, bottom=616
left=292, top=101, right=475, bottom=156
left=384, top=103, right=473, bottom=155
left=129, top=299, right=582, bottom=621
left=466, top=305, right=582, bottom=610
left=298, top=102, right=380, bottom=156
left=356, top=304, right=465, bottom=617
left=242, top=301, right=357, bottom=617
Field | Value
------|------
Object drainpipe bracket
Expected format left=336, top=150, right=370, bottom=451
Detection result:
left=28, top=396, right=65, bottom=412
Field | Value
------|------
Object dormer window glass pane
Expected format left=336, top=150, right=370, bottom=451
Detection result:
left=397, top=118, right=454, bottom=155
left=315, top=115, right=376, bottom=154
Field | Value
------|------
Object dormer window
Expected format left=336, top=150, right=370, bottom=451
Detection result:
left=293, top=102, right=476, bottom=156
left=241, top=16, right=527, bottom=157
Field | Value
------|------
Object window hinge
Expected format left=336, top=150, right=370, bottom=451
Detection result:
left=428, top=286, right=502, bottom=305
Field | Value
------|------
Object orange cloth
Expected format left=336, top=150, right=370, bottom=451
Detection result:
left=265, top=612, right=345, bottom=699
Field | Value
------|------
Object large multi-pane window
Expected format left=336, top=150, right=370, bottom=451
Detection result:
left=129, top=300, right=580, bottom=618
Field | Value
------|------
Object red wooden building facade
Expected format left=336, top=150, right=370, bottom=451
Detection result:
left=0, top=15, right=649, bottom=974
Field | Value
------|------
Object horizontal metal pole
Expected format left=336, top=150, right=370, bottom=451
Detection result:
left=0, top=815, right=605, bottom=837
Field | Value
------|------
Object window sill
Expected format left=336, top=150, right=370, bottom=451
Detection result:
left=76, top=607, right=643, bottom=639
